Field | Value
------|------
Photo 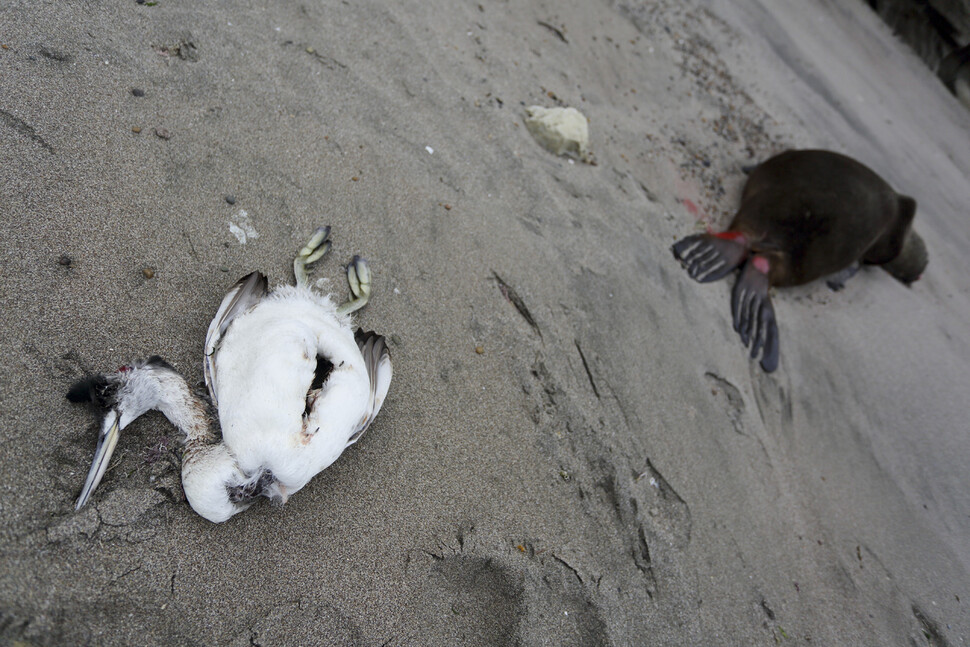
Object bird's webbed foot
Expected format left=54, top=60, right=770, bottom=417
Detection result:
left=336, top=256, right=372, bottom=315
left=731, top=256, right=780, bottom=373
left=294, top=226, right=333, bottom=287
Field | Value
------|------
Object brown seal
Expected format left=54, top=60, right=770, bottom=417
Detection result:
left=672, top=149, right=928, bottom=372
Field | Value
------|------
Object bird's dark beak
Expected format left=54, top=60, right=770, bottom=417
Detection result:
left=76, top=411, right=121, bottom=509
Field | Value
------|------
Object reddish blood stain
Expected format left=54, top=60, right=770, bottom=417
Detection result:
left=714, top=231, right=746, bottom=243
left=682, top=198, right=699, bottom=216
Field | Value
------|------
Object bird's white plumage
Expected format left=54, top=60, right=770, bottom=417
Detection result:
left=210, top=285, right=370, bottom=495
left=72, top=229, right=392, bottom=523
left=181, top=443, right=251, bottom=523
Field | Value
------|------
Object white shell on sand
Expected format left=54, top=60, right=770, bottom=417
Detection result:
left=524, top=105, right=591, bottom=162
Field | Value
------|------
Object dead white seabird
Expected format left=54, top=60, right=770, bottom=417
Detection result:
left=69, top=227, right=392, bottom=522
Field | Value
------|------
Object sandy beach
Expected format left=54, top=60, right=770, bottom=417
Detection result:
left=1, top=0, right=968, bottom=644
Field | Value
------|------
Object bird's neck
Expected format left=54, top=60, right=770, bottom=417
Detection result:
left=152, top=373, right=217, bottom=448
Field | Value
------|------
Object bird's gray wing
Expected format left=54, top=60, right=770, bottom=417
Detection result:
left=204, top=271, right=268, bottom=406
left=346, top=329, right=392, bottom=445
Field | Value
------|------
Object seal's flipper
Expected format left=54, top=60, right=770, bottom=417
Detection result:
left=825, top=262, right=860, bottom=291
left=731, top=257, right=779, bottom=373
left=672, top=233, right=748, bottom=283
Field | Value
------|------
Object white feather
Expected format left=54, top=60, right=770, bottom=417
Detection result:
left=212, top=285, right=370, bottom=495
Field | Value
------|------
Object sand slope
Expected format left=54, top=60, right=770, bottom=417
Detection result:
left=1, top=0, right=967, bottom=644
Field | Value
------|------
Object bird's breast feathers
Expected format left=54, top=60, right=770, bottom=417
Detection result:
left=211, top=300, right=370, bottom=489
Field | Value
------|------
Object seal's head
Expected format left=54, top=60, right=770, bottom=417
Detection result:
left=883, top=230, right=928, bottom=285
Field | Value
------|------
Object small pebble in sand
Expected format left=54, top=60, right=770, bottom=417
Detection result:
left=154, top=127, right=171, bottom=140
left=306, top=47, right=315, bottom=54
left=131, top=88, right=145, bottom=97
left=142, top=267, right=155, bottom=279
left=58, top=254, right=72, bottom=267
left=220, top=266, right=230, bottom=272
left=225, top=195, right=236, bottom=205
left=131, top=126, right=142, bottom=134
left=351, top=176, right=359, bottom=182
left=475, top=345, right=484, bottom=354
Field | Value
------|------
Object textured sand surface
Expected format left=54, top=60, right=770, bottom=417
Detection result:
left=1, top=0, right=968, bottom=645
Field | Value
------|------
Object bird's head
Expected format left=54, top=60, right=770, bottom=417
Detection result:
left=69, top=357, right=185, bottom=511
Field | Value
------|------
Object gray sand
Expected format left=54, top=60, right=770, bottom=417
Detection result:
left=1, top=0, right=968, bottom=645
